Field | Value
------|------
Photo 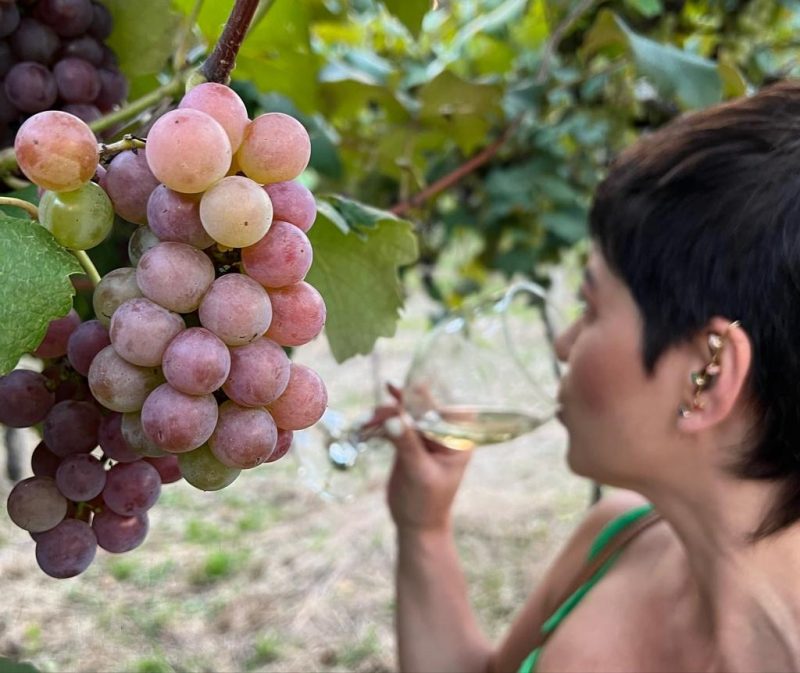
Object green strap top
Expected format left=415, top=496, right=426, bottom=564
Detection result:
left=517, top=503, right=656, bottom=673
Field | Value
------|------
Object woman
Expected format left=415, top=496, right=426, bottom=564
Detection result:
left=378, top=81, right=800, bottom=672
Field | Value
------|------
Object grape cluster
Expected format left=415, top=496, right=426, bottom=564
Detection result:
left=4, top=82, right=328, bottom=578
left=0, top=0, right=126, bottom=143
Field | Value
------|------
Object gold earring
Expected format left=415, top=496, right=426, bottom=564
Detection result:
left=678, top=320, right=741, bottom=418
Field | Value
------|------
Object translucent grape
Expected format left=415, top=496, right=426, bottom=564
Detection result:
left=10, top=20, right=58, bottom=64
left=43, top=399, right=101, bottom=457
left=33, top=308, right=81, bottom=358
left=144, top=455, right=181, bottom=484
left=7, top=476, right=67, bottom=532
left=92, top=509, right=148, bottom=553
left=236, top=113, right=311, bottom=184
left=267, top=428, right=293, bottom=463
left=264, top=181, right=316, bottom=232
left=92, top=267, right=142, bottom=327
left=127, top=226, right=160, bottom=266
left=161, top=327, right=230, bottom=395
left=31, top=441, right=61, bottom=478
left=223, top=337, right=290, bottom=408
left=88, top=345, right=163, bottom=413
left=136, top=242, right=215, bottom=313
left=98, top=412, right=141, bottom=463
left=265, top=282, right=326, bottom=347
left=242, top=220, right=313, bottom=288
left=198, top=273, right=271, bottom=346
left=146, top=185, right=214, bottom=249
left=109, top=298, right=185, bottom=367
left=199, top=175, right=273, bottom=248
left=267, top=364, right=327, bottom=430
left=121, top=411, right=166, bottom=458
left=5, top=61, right=57, bottom=112
left=100, top=148, right=160, bottom=225
left=145, top=108, right=231, bottom=193
left=179, top=82, right=249, bottom=152
left=178, top=444, right=240, bottom=492
left=102, top=461, right=161, bottom=516
left=39, top=182, right=114, bottom=250
left=55, top=453, right=106, bottom=501
left=14, top=110, right=98, bottom=191
left=53, top=56, right=100, bottom=103
left=66, top=319, right=110, bottom=376
left=35, top=518, right=97, bottom=578
left=141, top=384, right=218, bottom=453
left=0, top=369, right=54, bottom=427
left=209, top=402, right=277, bottom=469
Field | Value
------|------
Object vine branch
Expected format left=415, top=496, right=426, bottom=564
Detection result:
left=73, top=251, right=101, bottom=287
left=99, top=135, right=146, bottom=163
left=0, top=197, right=38, bottom=219
left=536, top=0, right=597, bottom=84
left=200, top=0, right=261, bottom=84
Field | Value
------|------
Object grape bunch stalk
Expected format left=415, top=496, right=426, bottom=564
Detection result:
left=2, top=81, right=328, bottom=579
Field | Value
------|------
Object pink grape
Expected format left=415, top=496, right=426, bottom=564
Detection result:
left=144, top=455, right=181, bottom=484
left=179, top=82, right=249, bottom=152
left=209, top=402, right=277, bottom=469
left=14, top=110, right=98, bottom=191
left=199, top=175, right=273, bottom=248
left=43, top=400, right=102, bottom=457
left=120, top=411, right=166, bottom=458
left=35, top=518, right=97, bottom=578
left=109, top=298, right=185, bottom=367
left=267, top=364, right=327, bottom=430
left=136, top=242, right=215, bottom=313
left=31, top=441, right=61, bottom=477
left=0, top=369, right=55, bottom=427
left=66, top=319, right=110, bottom=376
left=92, top=509, right=148, bottom=553
left=161, top=327, right=230, bottom=395
left=264, top=181, right=316, bottom=232
left=55, top=453, right=106, bottom=501
left=88, top=345, right=163, bottom=413
left=102, top=461, right=161, bottom=516
left=198, top=273, right=272, bottom=346
left=141, top=384, right=218, bottom=453
left=178, top=444, right=239, bottom=492
left=98, top=412, right=140, bottom=463
left=33, top=308, right=81, bottom=358
left=100, top=148, right=160, bottom=224
left=267, top=428, right=293, bottom=463
left=92, top=267, right=143, bottom=327
left=145, top=108, right=231, bottom=193
left=222, top=337, right=290, bottom=408
left=7, top=476, right=67, bottom=532
left=146, top=185, right=214, bottom=249
left=242, top=220, right=313, bottom=288
left=265, top=282, right=326, bottom=346
left=236, top=113, right=311, bottom=184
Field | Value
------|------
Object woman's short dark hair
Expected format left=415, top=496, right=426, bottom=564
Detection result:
left=590, top=80, right=800, bottom=538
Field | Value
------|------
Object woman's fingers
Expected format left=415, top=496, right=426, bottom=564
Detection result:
left=386, top=382, right=403, bottom=403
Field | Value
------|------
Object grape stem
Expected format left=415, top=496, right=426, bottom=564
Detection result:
left=73, top=250, right=101, bottom=287
left=0, top=197, right=38, bottom=219
left=199, top=0, right=262, bottom=84
left=99, top=135, right=147, bottom=164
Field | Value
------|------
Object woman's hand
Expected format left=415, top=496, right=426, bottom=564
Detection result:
left=365, top=384, right=473, bottom=533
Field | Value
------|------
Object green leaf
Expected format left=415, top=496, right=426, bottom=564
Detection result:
left=0, top=214, right=82, bottom=374
left=0, top=658, right=40, bottom=673
left=582, top=10, right=721, bottom=109
left=103, top=0, right=182, bottom=78
left=306, top=197, right=418, bottom=362
left=623, top=0, right=663, bottom=18
left=383, top=0, right=432, bottom=39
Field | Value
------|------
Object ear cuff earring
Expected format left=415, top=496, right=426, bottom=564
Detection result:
left=678, top=320, right=741, bottom=419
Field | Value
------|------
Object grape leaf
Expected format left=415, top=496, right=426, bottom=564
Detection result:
left=306, top=197, right=418, bottom=362
left=0, top=214, right=82, bottom=375
left=0, top=658, right=40, bottom=673
left=383, top=0, right=432, bottom=39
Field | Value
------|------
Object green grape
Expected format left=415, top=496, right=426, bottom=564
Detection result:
left=39, top=181, right=113, bottom=250
left=178, top=444, right=240, bottom=491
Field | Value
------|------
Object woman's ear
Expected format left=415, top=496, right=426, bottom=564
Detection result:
left=677, top=317, right=752, bottom=433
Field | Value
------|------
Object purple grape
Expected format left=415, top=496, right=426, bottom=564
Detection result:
left=100, top=149, right=160, bottom=225
left=109, top=297, right=185, bottom=367
left=62, top=103, right=101, bottom=124
left=127, top=226, right=160, bottom=266
left=144, top=455, right=181, bottom=484
left=60, top=35, right=103, bottom=65
left=102, top=461, right=161, bottom=516
left=161, top=327, right=230, bottom=395
left=42, top=400, right=102, bottom=457
left=0, top=40, right=15, bottom=78
left=67, top=319, right=110, bottom=376
left=98, top=44, right=116, bottom=68
left=209, top=402, right=277, bottom=469
left=53, top=57, right=101, bottom=103
left=0, top=3, right=18, bottom=37
left=36, top=0, right=93, bottom=37
left=94, top=67, right=127, bottom=110
left=198, top=273, right=272, bottom=346
left=33, top=309, right=81, bottom=358
left=120, top=411, right=166, bottom=458
left=31, top=441, right=61, bottom=478
left=140, top=384, right=218, bottom=453
left=146, top=185, right=214, bottom=248
left=0, top=369, right=55, bottom=427
left=98, top=412, right=141, bottom=463
left=267, top=428, right=293, bottom=463
left=88, top=2, right=112, bottom=40
left=55, top=453, right=106, bottom=501
left=0, top=85, right=18, bottom=124
left=92, top=508, right=148, bottom=553
left=223, top=337, right=290, bottom=408
left=7, top=476, right=67, bottom=532
left=9, top=19, right=59, bottom=64
left=136, top=242, right=215, bottom=314
left=35, top=518, right=97, bottom=578
left=5, top=61, right=57, bottom=114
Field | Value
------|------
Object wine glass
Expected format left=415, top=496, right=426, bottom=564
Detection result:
left=293, top=280, right=565, bottom=501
